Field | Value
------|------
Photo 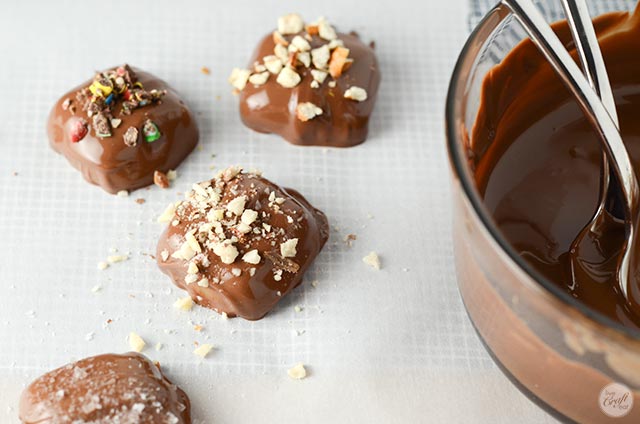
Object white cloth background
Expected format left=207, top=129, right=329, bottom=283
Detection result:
left=0, top=0, right=560, bottom=422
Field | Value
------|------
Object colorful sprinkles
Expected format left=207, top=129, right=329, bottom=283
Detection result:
left=65, top=64, right=166, bottom=145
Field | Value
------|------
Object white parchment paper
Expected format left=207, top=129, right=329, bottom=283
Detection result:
left=0, top=0, right=560, bottom=422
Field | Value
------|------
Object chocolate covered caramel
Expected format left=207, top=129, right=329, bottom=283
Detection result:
left=472, top=9, right=640, bottom=328
left=48, top=65, right=199, bottom=194
left=19, top=352, right=191, bottom=423
left=229, top=14, right=380, bottom=147
left=156, top=166, right=329, bottom=320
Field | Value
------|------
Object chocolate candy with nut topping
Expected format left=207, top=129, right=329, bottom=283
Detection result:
left=48, top=65, right=198, bottom=194
left=156, top=167, right=329, bottom=320
left=19, top=352, right=191, bottom=424
left=230, top=14, right=380, bottom=147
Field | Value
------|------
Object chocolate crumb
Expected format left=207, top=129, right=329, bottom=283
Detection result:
left=123, top=126, right=139, bottom=147
left=154, top=170, right=170, bottom=189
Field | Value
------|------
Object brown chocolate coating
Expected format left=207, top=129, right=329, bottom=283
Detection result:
left=472, top=10, right=640, bottom=328
left=239, top=32, right=380, bottom=147
left=18, top=352, right=191, bottom=424
left=156, top=169, right=329, bottom=320
left=48, top=66, right=199, bottom=194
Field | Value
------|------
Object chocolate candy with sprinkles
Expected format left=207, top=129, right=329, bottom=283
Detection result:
left=48, top=64, right=199, bottom=194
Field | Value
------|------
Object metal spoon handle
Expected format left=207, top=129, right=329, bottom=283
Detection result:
left=561, top=0, right=619, bottom=123
left=500, top=0, right=638, bottom=222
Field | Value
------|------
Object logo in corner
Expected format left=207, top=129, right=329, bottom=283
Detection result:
left=599, top=382, right=633, bottom=418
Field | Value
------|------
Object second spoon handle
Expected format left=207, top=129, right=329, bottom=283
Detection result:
left=561, top=0, right=619, bottom=124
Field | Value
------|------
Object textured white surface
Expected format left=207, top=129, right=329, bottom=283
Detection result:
left=0, top=0, right=558, bottom=422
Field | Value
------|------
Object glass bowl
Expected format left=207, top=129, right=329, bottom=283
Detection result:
left=446, top=1, right=640, bottom=422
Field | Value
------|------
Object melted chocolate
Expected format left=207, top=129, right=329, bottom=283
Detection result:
left=156, top=169, right=329, bottom=320
left=19, top=352, right=191, bottom=423
left=239, top=32, right=380, bottom=147
left=472, top=9, right=640, bottom=329
left=48, top=66, right=199, bottom=194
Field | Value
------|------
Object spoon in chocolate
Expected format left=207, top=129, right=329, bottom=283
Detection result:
left=501, top=0, right=640, bottom=304
left=559, top=0, right=627, bottom=297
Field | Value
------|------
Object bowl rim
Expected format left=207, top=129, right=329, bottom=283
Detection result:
left=445, top=3, right=640, bottom=340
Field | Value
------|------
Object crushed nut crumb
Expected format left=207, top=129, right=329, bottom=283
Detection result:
left=296, top=102, right=323, bottom=122
left=363, top=251, right=381, bottom=270
left=154, top=170, right=170, bottom=189
left=193, top=343, right=214, bottom=358
left=128, top=332, right=146, bottom=352
left=287, top=363, right=307, bottom=380
left=344, top=86, right=368, bottom=101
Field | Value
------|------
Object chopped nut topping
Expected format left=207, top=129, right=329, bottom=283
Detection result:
left=249, top=71, right=270, bottom=86
left=174, top=296, right=194, bottom=311
left=272, top=31, right=289, bottom=46
left=226, top=195, right=247, bottom=216
left=280, top=238, right=299, bottom=258
left=296, top=102, right=323, bottom=122
left=276, top=66, right=301, bottom=88
left=278, top=13, right=304, bottom=35
left=213, top=241, right=239, bottom=264
left=193, top=343, right=214, bottom=358
left=241, top=209, right=259, bottom=225
left=228, top=68, right=251, bottom=91
left=187, top=262, right=199, bottom=274
left=161, top=250, right=169, bottom=261
left=318, top=18, right=337, bottom=40
left=274, top=44, right=289, bottom=64
left=221, top=165, right=242, bottom=181
left=154, top=170, right=170, bottom=189
left=128, top=332, right=146, bottom=352
left=363, top=251, right=381, bottom=270
left=117, top=190, right=129, bottom=197
left=290, top=35, right=311, bottom=52
left=328, top=39, right=345, bottom=50
left=264, top=55, right=284, bottom=74
left=167, top=169, right=178, bottom=181
left=311, top=45, right=330, bottom=69
left=172, top=242, right=196, bottom=261
left=97, top=261, right=109, bottom=270
left=329, top=47, right=350, bottom=78
left=185, top=231, right=202, bottom=253
left=287, top=363, right=307, bottom=380
left=242, top=249, right=261, bottom=265
left=344, top=86, right=368, bottom=101
left=197, top=277, right=209, bottom=287
left=297, top=52, right=311, bottom=68
left=157, top=203, right=176, bottom=223
left=306, top=24, right=319, bottom=35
